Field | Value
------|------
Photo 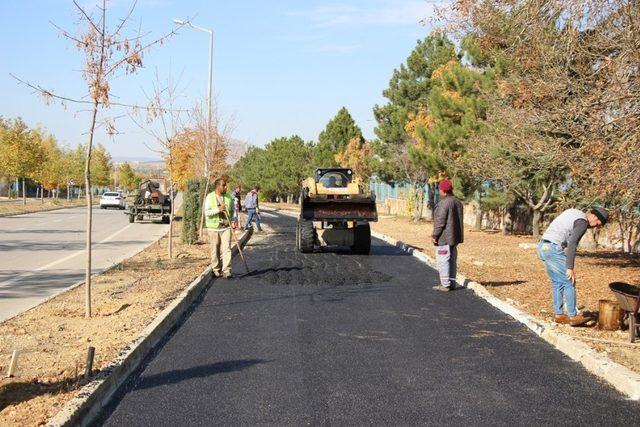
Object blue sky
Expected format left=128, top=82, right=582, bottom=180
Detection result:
left=0, top=0, right=438, bottom=159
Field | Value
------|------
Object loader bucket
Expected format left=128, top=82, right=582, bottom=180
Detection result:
left=301, top=196, right=378, bottom=222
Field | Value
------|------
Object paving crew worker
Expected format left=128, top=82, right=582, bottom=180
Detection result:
left=537, top=207, right=609, bottom=326
left=431, top=179, right=464, bottom=292
left=243, top=186, right=262, bottom=232
left=230, top=184, right=242, bottom=229
left=204, top=178, right=235, bottom=279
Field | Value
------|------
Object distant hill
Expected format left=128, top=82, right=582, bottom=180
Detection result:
left=112, top=156, right=162, bottom=163
left=113, top=157, right=166, bottom=178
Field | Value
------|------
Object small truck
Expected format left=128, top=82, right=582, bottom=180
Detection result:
left=296, top=168, right=377, bottom=254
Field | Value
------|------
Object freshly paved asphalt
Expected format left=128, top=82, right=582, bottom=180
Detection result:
left=102, top=212, right=638, bottom=425
left=0, top=205, right=169, bottom=321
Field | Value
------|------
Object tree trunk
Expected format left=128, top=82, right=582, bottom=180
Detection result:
left=474, top=207, right=483, bottom=230
left=22, top=178, right=26, bottom=205
left=424, top=183, right=435, bottom=221
left=502, top=208, right=513, bottom=235
left=597, top=300, right=624, bottom=330
left=198, top=178, right=210, bottom=240
left=84, top=101, right=99, bottom=318
left=412, top=184, right=424, bottom=223
left=41, top=185, right=44, bottom=203
left=474, top=192, right=483, bottom=230
left=168, top=160, right=174, bottom=260
left=532, top=209, right=542, bottom=238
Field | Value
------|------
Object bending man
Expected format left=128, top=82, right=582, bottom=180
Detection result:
left=537, top=207, right=608, bottom=326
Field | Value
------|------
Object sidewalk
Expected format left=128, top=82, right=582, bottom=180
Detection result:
left=373, top=217, right=640, bottom=374
left=263, top=202, right=640, bottom=376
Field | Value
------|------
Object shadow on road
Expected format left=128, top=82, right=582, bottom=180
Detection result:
left=243, top=266, right=307, bottom=277
left=135, top=359, right=269, bottom=391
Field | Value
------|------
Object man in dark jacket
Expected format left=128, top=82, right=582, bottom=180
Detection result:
left=431, top=179, right=464, bottom=291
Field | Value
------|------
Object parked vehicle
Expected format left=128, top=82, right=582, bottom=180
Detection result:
left=99, top=192, right=126, bottom=210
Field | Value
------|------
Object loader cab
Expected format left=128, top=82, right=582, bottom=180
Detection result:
left=316, top=169, right=352, bottom=188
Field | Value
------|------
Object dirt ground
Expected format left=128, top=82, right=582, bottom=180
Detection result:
left=0, top=199, right=85, bottom=216
left=0, top=220, right=213, bottom=426
left=264, top=202, right=640, bottom=375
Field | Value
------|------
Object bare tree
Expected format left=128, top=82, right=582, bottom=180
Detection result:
left=187, top=103, right=232, bottom=239
left=131, top=71, right=187, bottom=260
left=13, top=0, right=182, bottom=317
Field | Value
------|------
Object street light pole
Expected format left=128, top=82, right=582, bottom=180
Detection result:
left=173, top=19, right=214, bottom=237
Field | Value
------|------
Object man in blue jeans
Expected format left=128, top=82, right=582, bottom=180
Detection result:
left=243, top=186, right=262, bottom=231
left=537, top=207, right=609, bottom=326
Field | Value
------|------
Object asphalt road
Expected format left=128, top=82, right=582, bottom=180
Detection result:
left=0, top=205, right=169, bottom=321
left=102, top=212, right=638, bottom=425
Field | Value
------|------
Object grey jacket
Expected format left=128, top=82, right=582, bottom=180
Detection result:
left=432, top=195, right=464, bottom=246
left=243, top=192, right=259, bottom=209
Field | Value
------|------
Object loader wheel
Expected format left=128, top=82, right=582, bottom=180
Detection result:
left=162, top=215, right=170, bottom=224
left=299, top=219, right=315, bottom=253
left=128, top=214, right=135, bottom=223
left=353, top=223, right=371, bottom=255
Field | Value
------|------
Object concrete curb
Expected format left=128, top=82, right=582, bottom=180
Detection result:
left=46, top=228, right=253, bottom=427
left=370, top=229, right=640, bottom=401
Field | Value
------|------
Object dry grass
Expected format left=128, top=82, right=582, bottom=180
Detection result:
left=0, top=220, right=213, bottom=426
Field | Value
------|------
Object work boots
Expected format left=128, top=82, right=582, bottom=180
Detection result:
left=569, top=313, right=590, bottom=326
left=555, top=313, right=590, bottom=326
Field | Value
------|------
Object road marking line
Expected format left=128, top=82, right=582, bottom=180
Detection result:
left=260, top=212, right=277, bottom=218
left=0, top=223, right=136, bottom=288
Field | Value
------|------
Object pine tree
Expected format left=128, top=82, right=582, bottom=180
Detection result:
left=413, top=60, right=491, bottom=196
left=262, top=135, right=313, bottom=201
left=314, top=107, right=363, bottom=168
left=371, top=34, right=457, bottom=221
left=373, top=34, right=457, bottom=172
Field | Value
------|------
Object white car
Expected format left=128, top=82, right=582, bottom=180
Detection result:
left=100, top=192, right=125, bottom=209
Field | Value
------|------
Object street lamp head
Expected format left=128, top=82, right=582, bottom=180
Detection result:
left=172, top=19, right=185, bottom=25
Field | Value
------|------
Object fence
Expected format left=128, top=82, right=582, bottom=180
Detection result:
left=369, top=178, right=639, bottom=252
left=369, top=178, right=433, bottom=204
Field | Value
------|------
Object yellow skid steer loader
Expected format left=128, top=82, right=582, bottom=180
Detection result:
left=296, top=168, right=377, bottom=254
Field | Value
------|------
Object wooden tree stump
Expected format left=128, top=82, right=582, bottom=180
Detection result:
left=597, top=299, right=624, bottom=330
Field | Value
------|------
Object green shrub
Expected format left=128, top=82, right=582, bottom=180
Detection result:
left=181, top=178, right=207, bottom=244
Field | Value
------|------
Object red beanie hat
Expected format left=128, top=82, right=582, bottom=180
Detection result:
left=438, top=179, right=453, bottom=193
